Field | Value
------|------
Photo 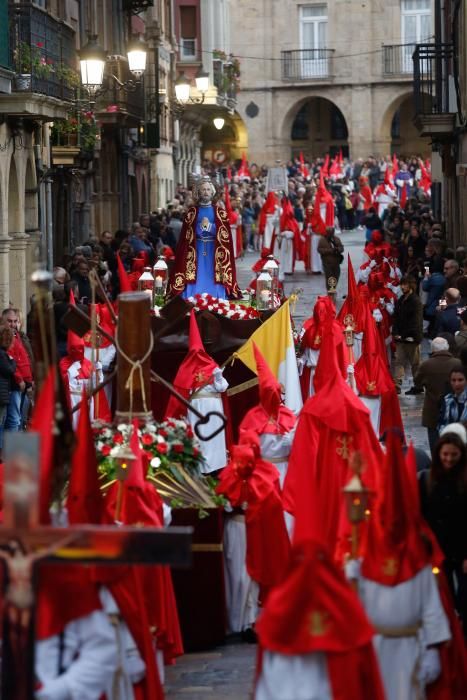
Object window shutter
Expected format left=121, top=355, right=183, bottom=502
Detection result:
left=0, top=0, right=9, bottom=69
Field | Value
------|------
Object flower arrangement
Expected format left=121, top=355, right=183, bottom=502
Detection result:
left=187, top=293, right=260, bottom=320
left=55, top=64, right=80, bottom=88
left=94, top=418, right=224, bottom=516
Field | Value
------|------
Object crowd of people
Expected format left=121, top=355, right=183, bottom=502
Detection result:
left=0, top=154, right=467, bottom=699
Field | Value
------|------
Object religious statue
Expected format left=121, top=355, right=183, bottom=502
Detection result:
left=168, top=176, right=241, bottom=299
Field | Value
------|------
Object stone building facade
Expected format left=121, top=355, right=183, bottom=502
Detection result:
left=229, top=0, right=433, bottom=164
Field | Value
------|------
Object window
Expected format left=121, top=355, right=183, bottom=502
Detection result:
left=401, top=0, right=431, bottom=72
left=300, top=5, right=328, bottom=77
left=180, top=5, right=197, bottom=60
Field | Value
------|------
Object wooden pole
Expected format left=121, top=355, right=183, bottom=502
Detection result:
left=115, top=292, right=152, bottom=422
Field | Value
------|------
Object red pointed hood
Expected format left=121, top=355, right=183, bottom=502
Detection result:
left=384, top=165, right=395, bottom=188
left=355, top=313, right=394, bottom=397
left=321, top=154, right=330, bottom=177
left=67, top=289, right=85, bottom=360
left=280, top=197, right=300, bottom=236
left=362, top=431, right=430, bottom=585
left=337, top=255, right=365, bottom=333
left=253, top=342, right=281, bottom=421
left=256, top=539, right=376, bottom=654
left=329, top=157, right=340, bottom=177
left=302, top=296, right=337, bottom=350
left=117, top=252, right=132, bottom=293
left=103, top=420, right=164, bottom=526
left=66, top=390, right=104, bottom=524
left=392, top=153, right=398, bottom=173
left=164, top=310, right=220, bottom=418
left=29, top=368, right=56, bottom=525
left=258, top=192, right=279, bottom=235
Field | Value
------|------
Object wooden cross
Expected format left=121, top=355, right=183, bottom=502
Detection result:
left=0, top=432, right=192, bottom=700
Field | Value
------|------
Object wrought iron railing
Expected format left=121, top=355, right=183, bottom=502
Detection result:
left=9, top=2, right=76, bottom=100
left=281, top=49, right=334, bottom=80
left=382, top=43, right=419, bottom=76
left=96, top=57, right=144, bottom=124
left=413, top=43, right=454, bottom=115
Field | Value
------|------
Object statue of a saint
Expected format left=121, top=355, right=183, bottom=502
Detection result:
left=168, top=177, right=241, bottom=299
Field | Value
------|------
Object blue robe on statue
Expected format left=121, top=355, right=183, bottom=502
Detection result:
left=182, top=204, right=227, bottom=299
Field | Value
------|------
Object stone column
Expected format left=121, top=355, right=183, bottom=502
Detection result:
left=9, top=233, right=30, bottom=317
left=25, top=229, right=41, bottom=303
left=0, top=236, right=11, bottom=311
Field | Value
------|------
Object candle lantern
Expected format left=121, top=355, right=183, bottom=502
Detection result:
left=263, top=256, right=279, bottom=299
left=153, top=256, right=169, bottom=297
left=256, top=270, right=273, bottom=311
left=138, top=266, right=155, bottom=302
left=342, top=452, right=371, bottom=560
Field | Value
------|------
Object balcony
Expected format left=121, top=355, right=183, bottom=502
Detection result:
left=413, top=43, right=456, bottom=138
left=212, top=59, right=238, bottom=110
left=281, top=49, right=334, bottom=82
left=3, top=2, right=76, bottom=119
left=96, top=57, right=145, bottom=128
left=382, top=43, right=418, bottom=78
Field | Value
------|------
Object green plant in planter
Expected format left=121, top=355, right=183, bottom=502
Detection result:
left=55, top=64, right=80, bottom=88
left=15, top=41, right=53, bottom=78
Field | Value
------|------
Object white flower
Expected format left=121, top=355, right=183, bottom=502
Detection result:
left=156, top=434, right=166, bottom=443
left=96, top=441, right=104, bottom=451
left=150, top=457, right=161, bottom=468
left=226, top=310, right=234, bottom=317
left=110, top=445, right=123, bottom=457
left=207, top=305, right=213, bottom=311
left=201, top=292, right=208, bottom=298
left=117, top=423, right=131, bottom=433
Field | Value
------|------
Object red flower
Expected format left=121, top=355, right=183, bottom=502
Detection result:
left=231, top=312, right=240, bottom=320
left=101, top=445, right=111, bottom=456
left=156, top=443, right=168, bottom=454
left=159, top=429, right=168, bottom=438
left=114, top=432, right=124, bottom=444
left=173, top=444, right=184, bottom=454
left=186, top=426, right=194, bottom=438
left=141, top=433, right=153, bottom=445
left=193, top=447, right=200, bottom=457
left=36, top=42, right=43, bottom=48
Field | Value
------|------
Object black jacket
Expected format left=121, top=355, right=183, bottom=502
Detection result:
left=0, top=348, right=16, bottom=406
left=392, top=291, right=423, bottom=343
left=419, top=469, right=467, bottom=564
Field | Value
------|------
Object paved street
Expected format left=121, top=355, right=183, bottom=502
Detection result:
left=165, top=230, right=428, bottom=699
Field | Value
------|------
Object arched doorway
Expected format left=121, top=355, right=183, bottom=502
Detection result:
left=390, top=94, right=431, bottom=156
left=289, top=97, right=349, bottom=158
left=201, top=111, right=248, bottom=166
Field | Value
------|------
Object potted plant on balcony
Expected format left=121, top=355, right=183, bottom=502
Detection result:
left=212, top=50, right=240, bottom=96
left=51, top=110, right=100, bottom=152
left=55, top=64, right=80, bottom=89
left=14, top=41, right=53, bottom=90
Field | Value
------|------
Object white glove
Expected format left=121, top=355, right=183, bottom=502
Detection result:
left=94, top=361, right=103, bottom=371
left=297, top=356, right=305, bottom=375
left=373, top=309, right=383, bottom=322
left=369, top=259, right=377, bottom=269
left=162, top=502, right=172, bottom=527
left=385, top=302, right=394, bottom=315
left=344, top=558, right=361, bottom=581
left=347, top=364, right=355, bottom=375
left=418, top=647, right=441, bottom=686
left=125, top=648, right=146, bottom=684
left=395, top=178, right=404, bottom=188
left=405, top=336, right=414, bottom=342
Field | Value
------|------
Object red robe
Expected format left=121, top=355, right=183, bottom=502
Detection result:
left=168, top=205, right=241, bottom=298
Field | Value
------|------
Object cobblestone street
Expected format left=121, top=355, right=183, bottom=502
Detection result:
left=165, top=230, right=428, bottom=699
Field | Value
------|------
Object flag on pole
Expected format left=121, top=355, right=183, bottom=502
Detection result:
left=232, top=300, right=302, bottom=414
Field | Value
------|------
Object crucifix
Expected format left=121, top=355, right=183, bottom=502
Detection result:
left=0, top=431, right=192, bottom=700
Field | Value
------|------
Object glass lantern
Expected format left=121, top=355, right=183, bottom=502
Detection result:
left=263, top=255, right=279, bottom=298
left=138, top=266, right=155, bottom=302
left=153, top=256, right=169, bottom=297
left=256, top=270, right=273, bottom=311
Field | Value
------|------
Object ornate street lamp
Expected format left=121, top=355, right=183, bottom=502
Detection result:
left=79, top=35, right=106, bottom=97
left=127, top=36, right=148, bottom=79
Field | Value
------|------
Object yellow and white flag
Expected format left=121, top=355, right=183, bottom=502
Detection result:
left=232, top=299, right=303, bottom=414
